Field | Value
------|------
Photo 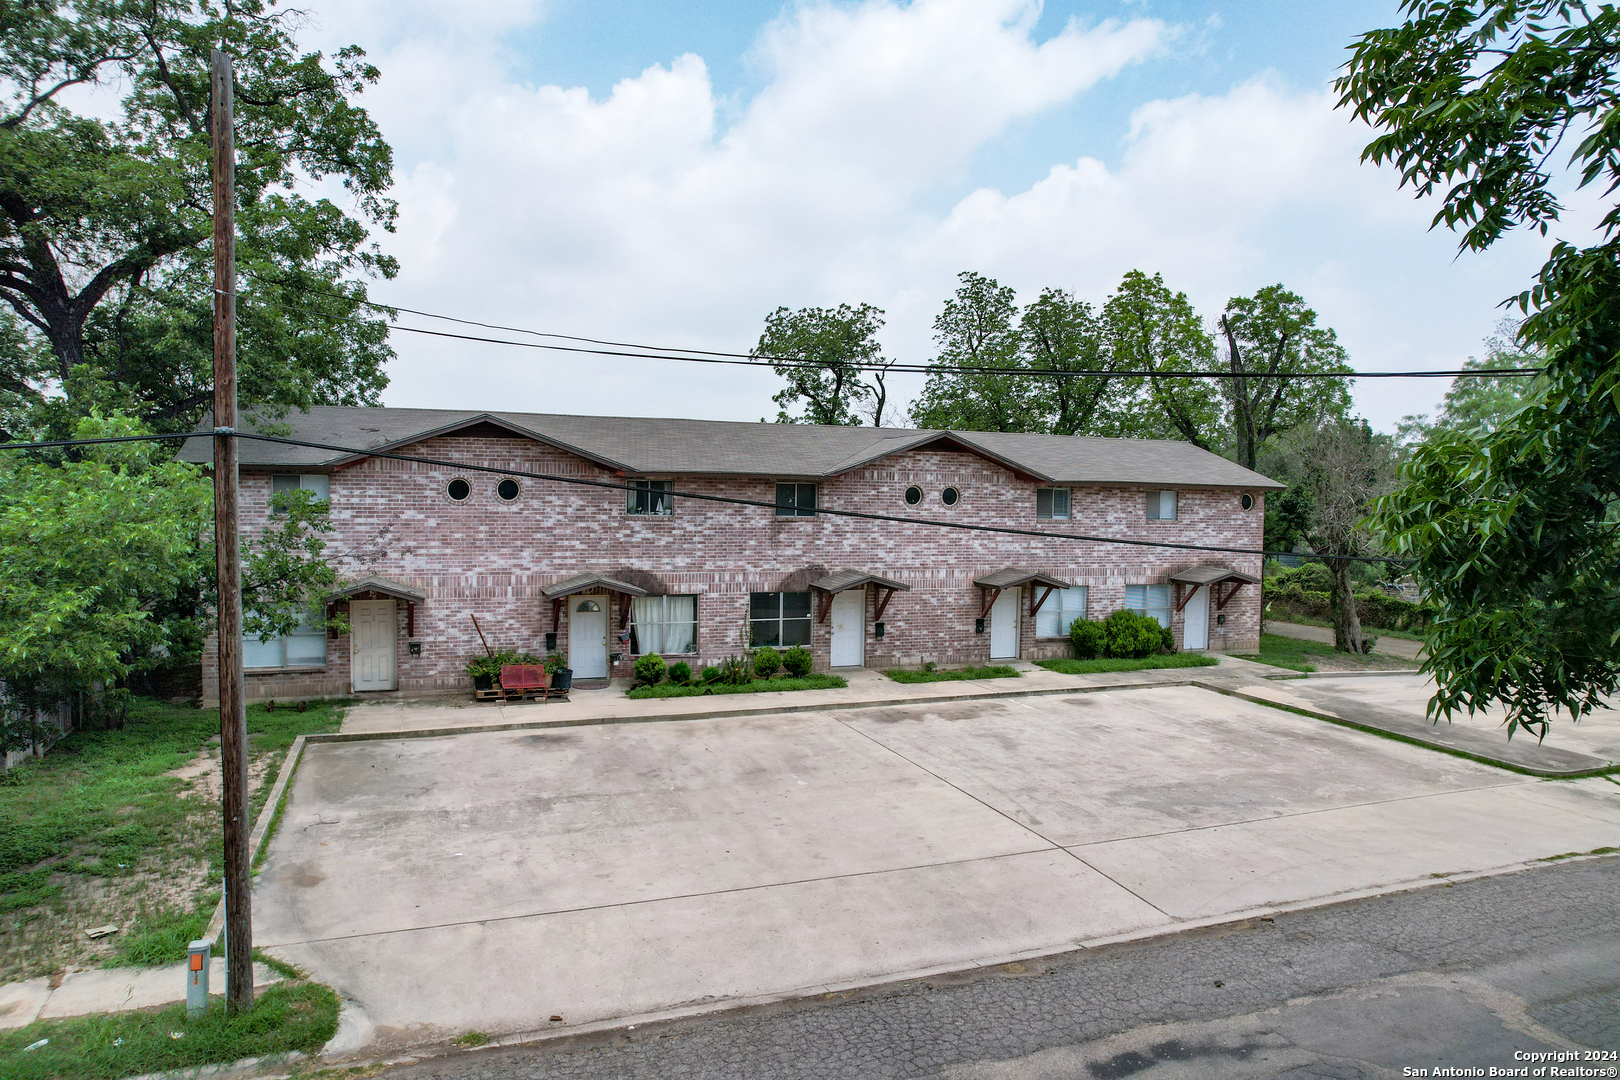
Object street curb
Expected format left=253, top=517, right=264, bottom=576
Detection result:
left=206, top=735, right=310, bottom=942
left=311, top=680, right=1198, bottom=743
left=1194, top=681, right=1617, bottom=779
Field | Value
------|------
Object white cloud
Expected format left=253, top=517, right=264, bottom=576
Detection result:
left=304, top=0, right=1561, bottom=432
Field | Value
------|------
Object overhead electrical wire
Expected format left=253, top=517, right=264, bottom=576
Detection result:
left=241, top=272, right=1544, bottom=382
left=0, top=428, right=1413, bottom=564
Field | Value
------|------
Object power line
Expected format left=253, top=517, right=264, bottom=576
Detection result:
left=244, top=272, right=1543, bottom=382
left=0, top=428, right=1412, bottom=565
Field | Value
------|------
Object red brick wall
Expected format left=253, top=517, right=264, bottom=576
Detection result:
left=202, top=435, right=1266, bottom=704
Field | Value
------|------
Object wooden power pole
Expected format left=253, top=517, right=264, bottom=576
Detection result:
left=211, top=47, right=253, bottom=1015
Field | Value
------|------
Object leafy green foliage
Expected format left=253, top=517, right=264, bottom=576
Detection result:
left=1398, top=321, right=1545, bottom=442
left=909, top=272, right=1030, bottom=432
left=781, top=645, right=813, bottom=678
left=717, top=654, right=752, bottom=685
left=0, top=981, right=339, bottom=1080
left=883, top=665, right=1020, bottom=683
left=1036, top=654, right=1220, bottom=675
left=756, top=303, right=894, bottom=425
left=625, top=673, right=847, bottom=699
left=1069, top=618, right=1106, bottom=659
left=111, top=905, right=209, bottom=968
left=1340, top=0, right=1620, bottom=733
left=1101, top=610, right=1163, bottom=659
left=699, top=665, right=721, bottom=684
left=632, top=653, right=667, bottom=686
left=668, top=661, right=692, bottom=685
left=752, top=646, right=782, bottom=677
left=0, top=0, right=397, bottom=435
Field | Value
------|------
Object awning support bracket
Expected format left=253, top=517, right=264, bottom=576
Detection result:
left=1216, top=581, right=1245, bottom=610
left=873, top=585, right=896, bottom=623
left=978, top=587, right=1001, bottom=620
left=1031, top=585, right=1056, bottom=618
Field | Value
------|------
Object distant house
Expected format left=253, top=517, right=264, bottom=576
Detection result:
left=179, top=408, right=1282, bottom=704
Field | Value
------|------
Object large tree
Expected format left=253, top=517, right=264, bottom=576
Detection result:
left=1397, top=320, right=1544, bottom=443
left=908, top=272, right=1032, bottom=432
left=0, top=0, right=397, bottom=435
left=1018, top=286, right=1140, bottom=436
left=755, top=303, right=892, bottom=426
left=1101, top=270, right=1223, bottom=447
left=1340, top=0, right=1620, bottom=735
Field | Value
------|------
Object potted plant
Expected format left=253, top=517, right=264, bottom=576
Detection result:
left=545, top=650, right=572, bottom=692
left=466, top=654, right=503, bottom=692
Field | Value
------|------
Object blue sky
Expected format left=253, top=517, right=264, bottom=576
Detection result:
left=306, top=0, right=1574, bottom=433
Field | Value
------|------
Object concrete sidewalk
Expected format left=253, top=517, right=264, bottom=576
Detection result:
left=0, top=959, right=283, bottom=1030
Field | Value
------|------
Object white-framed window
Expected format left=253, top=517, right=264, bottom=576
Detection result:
left=242, top=606, right=327, bottom=669
left=749, top=592, right=812, bottom=646
left=1036, top=488, right=1070, bottom=520
left=630, top=595, right=698, bottom=654
left=1145, top=490, right=1177, bottom=520
left=775, top=483, right=817, bottom=517
left=1036, top=586, right=1088, bottom=638
left=271, top=473, right=329, bottom=514
left=1124, top=583, right=1173, bottom=628
left=627, top=480, right=673, bottom=516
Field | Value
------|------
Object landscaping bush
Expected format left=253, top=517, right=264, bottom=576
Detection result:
left=781, top=645, right=814, bottom=678
left=718, top=655, right=752, bottom=685
left=632, top=653, right=666, bottom=686
left=1069, top=618, right=1105, bottom=659
left=1158, top=622, right=1176, bottom=654
left=753, top=646, right=782, bottom=677
left=1101, top=609, right=1162, bottom=659
left=668, top=661, right=692, bottom=685
left=699, top=665, right=721, bottom=684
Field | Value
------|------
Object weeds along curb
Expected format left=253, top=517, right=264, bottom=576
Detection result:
left=1193, top=681, right=1618, bottom=780
left=206, top=735, right=309, bottom=943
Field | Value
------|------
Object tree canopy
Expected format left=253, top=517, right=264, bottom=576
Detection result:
left=754, top=303, right=893, bottom=426
left=1340, top=0, right=1620, bottom=735
left=0, top=0, right=398, bottom=436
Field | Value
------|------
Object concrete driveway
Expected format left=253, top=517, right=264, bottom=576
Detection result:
left=254, top=686, right=1620, bottom=1051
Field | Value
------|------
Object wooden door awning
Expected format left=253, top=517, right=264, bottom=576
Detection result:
left=1169, top=566, right=1261, bottom=611
left=541, top=572, right=649, bottom=630
left=810, top=570, right=911, bottom=623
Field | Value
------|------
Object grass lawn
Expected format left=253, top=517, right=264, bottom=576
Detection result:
left=0, top=980, right=339, bottom=1080
left=884, top=665, right=1021, bottom=683
left=1264, top=613, right=1428, bottom=642
left=1233, top=634, right=1418, bottom=674
left=627, top=673, right=848, bottom=699
left=1036, top=654, right=1220, bottom=675
left=0, top=697, right=346, bottom=983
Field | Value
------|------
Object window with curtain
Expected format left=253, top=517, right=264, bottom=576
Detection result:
left=627, top=480, right=673, bottom=516
left=1145, top=489, right=1177, bottom=520
left=629, top=595, right=698, bottom=654
left=749, top=592, right=812, bottom=646
left=1035, top=488, right=1070, bottom=520
left=1035, top=586, right=1088, bottom=637
left=1124, top=583, right=1173, bottom=628
left=242, top=606, right=327, bottom=669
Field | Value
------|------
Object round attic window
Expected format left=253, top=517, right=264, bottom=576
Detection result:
left=941, top=486, right=960, bottom=507
left=904, top=485, right=923, bottom=506
left=497, top=478, right=520, bottom=501
left=446, top=478, right=471, bottom=502
left=1241, top=493, right=1254, bottom=511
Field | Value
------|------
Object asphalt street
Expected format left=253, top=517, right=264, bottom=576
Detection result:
left=375, top=854, right=1620, bottom=1080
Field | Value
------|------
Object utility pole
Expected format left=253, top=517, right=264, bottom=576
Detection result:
left=211, top=47, right=253, bottom=1016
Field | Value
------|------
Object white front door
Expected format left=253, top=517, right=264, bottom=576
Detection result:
left=829, top=590, right=865, bottom=667
left=568, top=595, right=609, bottom=679
left=350, top=600, right=397, bottom=692
left=990, top=588, right=1020, bottom=660
left=1183, top=585, right=1209, bottom=650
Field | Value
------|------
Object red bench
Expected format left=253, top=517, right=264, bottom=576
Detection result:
left=498, top=663, right=557, bottom=703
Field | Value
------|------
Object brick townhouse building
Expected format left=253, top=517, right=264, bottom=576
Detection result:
left=182, top=408, right=1282, bottom=705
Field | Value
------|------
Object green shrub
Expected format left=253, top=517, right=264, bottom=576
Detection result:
left=632, top=654, right=666, bottom=686
left=699, top=665, right=721, bottom=684
left=1102, top=609, right=1162, bottom=659
left=1069, top=618, right=1105, bottom=659
left=668, top=661, right=692, bottom=685
left=544, top=650, right=568, bottom=673
left=753, top=646, right=782, bottom=677
left=781, top=645, right=813, bottom=678
left=718, top=655, right=752, bottom=685
left=1159, top=622, right=1176, bottom=653
left=466, top=650, right=542, bottom=682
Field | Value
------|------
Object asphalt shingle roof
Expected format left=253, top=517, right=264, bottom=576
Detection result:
left=178, top=406, right=1284, bottom=489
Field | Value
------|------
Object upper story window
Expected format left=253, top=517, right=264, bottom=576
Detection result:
left=1036, top=586, right=1088, bottom=638
left=775, top=483, right=817, bottom=517
left=271, top=473, right=329, bottom=514
left=1125, top=583, right=1173, bottom=628
left=627, top=480, right=673, bottom=516
left=1036, top=488, right=1070, bottom=520
left=750, top=592, right=811, bottom=646
left=1145, top=489, right=1178, bottom=521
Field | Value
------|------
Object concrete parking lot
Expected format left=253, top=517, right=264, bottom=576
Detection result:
left=254, top=685, right=1620, bottom=1051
